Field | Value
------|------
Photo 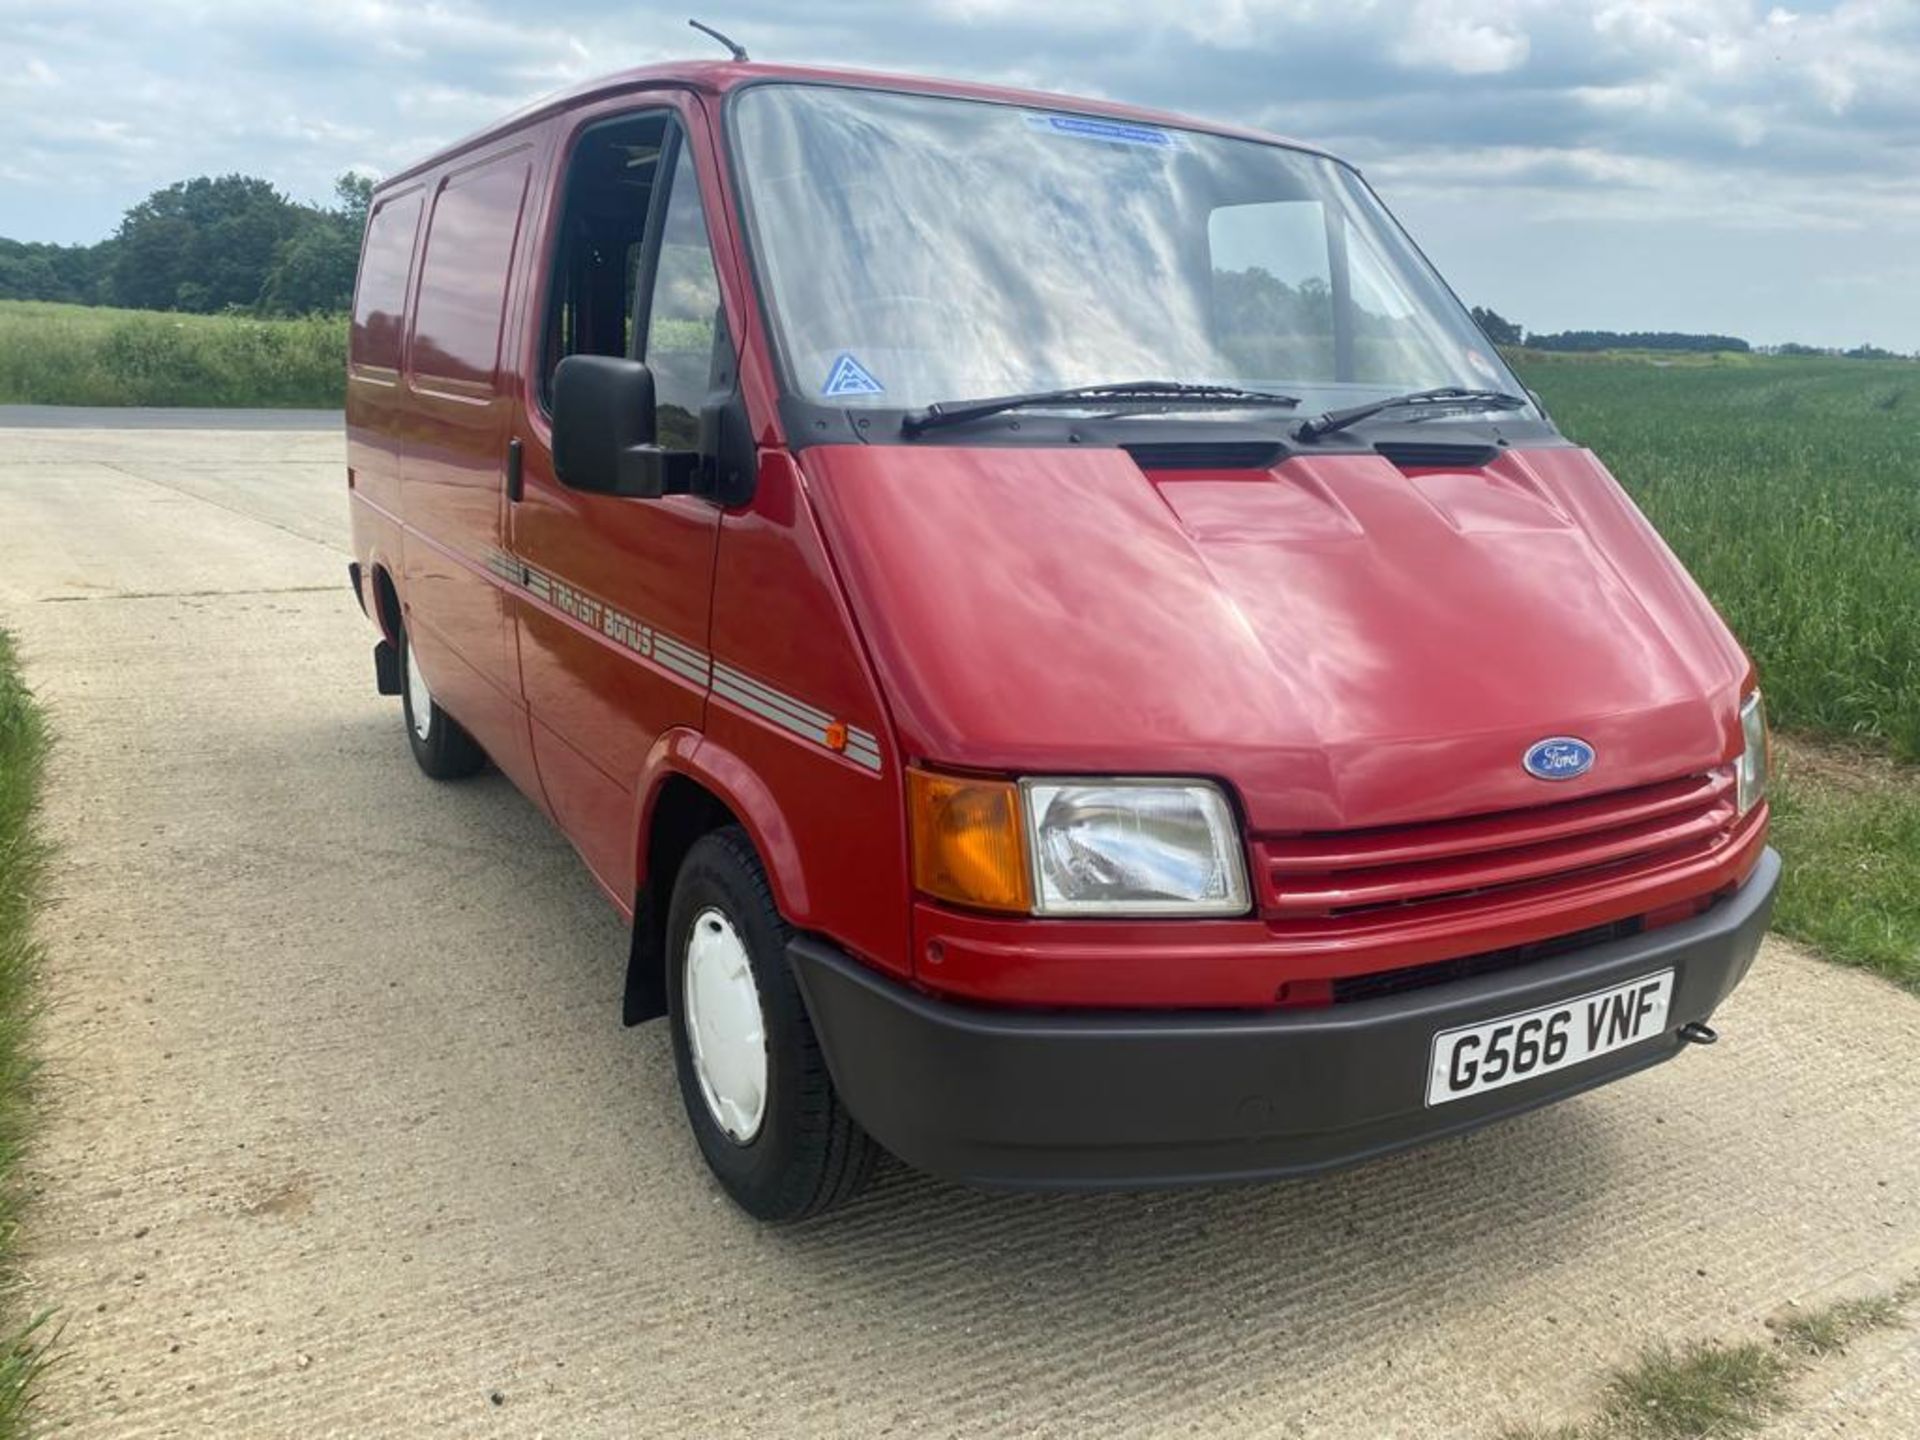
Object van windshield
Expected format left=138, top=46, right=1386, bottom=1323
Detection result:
left=730, top=84, right=1529, bottom=420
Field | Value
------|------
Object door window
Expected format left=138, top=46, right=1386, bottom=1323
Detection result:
left=641, top=143, right=724, bottom=450
left=540, top=111, right=672, bottom=404
left=539, top=110, right=728, bottom=457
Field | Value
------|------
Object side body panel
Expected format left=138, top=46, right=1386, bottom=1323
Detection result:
left=702, top=452, right=908, bottom=975
left=399, top=143, right=541, bottom=798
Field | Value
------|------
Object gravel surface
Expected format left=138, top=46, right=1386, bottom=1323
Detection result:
left=3, top=423, right=1917, bottom=1437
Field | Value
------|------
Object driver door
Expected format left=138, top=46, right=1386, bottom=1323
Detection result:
left=507, top=98, right=731, bottom=901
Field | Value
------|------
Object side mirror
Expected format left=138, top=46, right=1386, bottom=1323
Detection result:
left=551, top=355, right=696, bottom=498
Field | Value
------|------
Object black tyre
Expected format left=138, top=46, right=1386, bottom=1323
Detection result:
left=666, top=826, right=876, bottom=1221
left=399, top=622, right=486, bottom=780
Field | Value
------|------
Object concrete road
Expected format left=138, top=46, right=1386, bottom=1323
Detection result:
left=0, top=405, right=341, bottom=430
left=3, top=423, right=1918, bottom=1438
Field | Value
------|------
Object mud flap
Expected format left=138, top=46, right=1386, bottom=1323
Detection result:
left=623, top=889, right=668, bottom=1025
left=373, top=639, right=402, bottom=696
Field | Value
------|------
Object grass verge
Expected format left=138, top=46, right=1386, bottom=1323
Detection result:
left=1595, top=1341, right=1795, bottom=1438
left=1502, top=1278, right=1915, bottom=1439
left=1774, top=1292, right=1905, bottom=1359
left=1767, top=738, right=1920, bottom=994
left=0, top=299, right=345, bottom=407
left=0, top=629, right=53, bottom=1430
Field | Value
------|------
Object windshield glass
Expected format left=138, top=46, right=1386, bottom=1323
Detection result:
left=730, top=84, right=1528, bottom=418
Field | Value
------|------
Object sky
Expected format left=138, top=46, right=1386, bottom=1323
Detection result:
left=2, top=0, right=1918, bottom=349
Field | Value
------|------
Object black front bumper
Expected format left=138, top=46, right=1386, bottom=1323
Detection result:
left=789, top=848, right=1779, bottom=1189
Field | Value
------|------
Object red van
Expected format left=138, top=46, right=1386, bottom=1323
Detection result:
left=346, top=60, right=1777, bottom=1220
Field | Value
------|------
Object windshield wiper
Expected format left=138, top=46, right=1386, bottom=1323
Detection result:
left=901, top=380, right=1302, bottom=437
left=1293, top=387, right=1530, bottom=442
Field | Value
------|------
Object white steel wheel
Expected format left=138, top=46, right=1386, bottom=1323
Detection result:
left=664, top=826, right=877, bottom=1220
left=405, top=637, right=433, bottom=741
left=398, top=623, right=486, bottom=780
left=682, top=906, right=769, bottom=1144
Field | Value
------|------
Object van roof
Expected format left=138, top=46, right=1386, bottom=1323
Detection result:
left=375, top=59, right=1342, bottom=191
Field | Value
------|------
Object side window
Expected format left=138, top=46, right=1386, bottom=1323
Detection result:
left=351, top=192, right=421, bottom=375
left=541, top=111, right=671, bottom=405
left=411, top=150, right=532, bottom=392
left=641, top=142, right=724, bottom=450
left=1207, top=200, right=1334, bottom=381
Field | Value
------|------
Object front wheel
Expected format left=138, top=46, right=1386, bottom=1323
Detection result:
left=666, top=827, right=877, bottom=1221
left=399, top=623, right=485, bottom=780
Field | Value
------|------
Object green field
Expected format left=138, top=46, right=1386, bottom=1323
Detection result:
left=0, top=300, right=344, bottom=408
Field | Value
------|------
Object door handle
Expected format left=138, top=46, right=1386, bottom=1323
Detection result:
left=506, top=437, right=524, bottom=503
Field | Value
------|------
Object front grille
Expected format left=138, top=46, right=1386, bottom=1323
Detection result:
left=1255, top=769, right=1738, bottom=929
left=1331, top=916, right=1644, bottom=1005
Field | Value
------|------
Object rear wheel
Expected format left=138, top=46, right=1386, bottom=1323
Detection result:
left=666, top=827, right=876, bottom=1221
left=399, top=622, right=485, bottom=780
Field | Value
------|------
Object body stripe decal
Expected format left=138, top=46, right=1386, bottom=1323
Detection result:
left=489, top=549, right=882, bottom=773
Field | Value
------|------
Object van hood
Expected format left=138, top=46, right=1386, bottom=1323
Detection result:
left=800, top=443, right=1752, bottom=832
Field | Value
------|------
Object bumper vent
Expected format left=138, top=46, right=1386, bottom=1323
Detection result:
left=1332, top=916, right=1645, bottom=1005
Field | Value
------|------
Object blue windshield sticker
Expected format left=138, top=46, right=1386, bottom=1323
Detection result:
left=822, top=352, right=885, bottom=398
left=1026, top=114, right=1179, bottom=149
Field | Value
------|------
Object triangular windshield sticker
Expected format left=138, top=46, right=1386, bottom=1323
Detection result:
left=822, top=352, right=885, bottom=397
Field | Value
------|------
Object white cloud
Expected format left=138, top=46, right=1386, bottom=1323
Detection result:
left=1392, top=0, right=1533, bottom=75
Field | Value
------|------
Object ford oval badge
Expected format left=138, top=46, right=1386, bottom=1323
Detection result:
left=1523, top=736, right=1595, bottom=781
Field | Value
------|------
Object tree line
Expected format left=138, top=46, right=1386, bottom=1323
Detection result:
left=1472, top=306, right=1910, bottom=360
left=0, top=173, right=372, bottom=317
left=1527, top=328, right=1752, bottom=354
left=1472, top=308, right=1748, bottom=353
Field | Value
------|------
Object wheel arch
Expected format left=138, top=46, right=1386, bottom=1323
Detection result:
left=368, top=560, right=404, bottom=646
left=623, top=731, right=811, bottom=1025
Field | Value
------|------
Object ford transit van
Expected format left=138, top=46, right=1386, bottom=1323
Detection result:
left=346, top=61, right=1777, bottom=1220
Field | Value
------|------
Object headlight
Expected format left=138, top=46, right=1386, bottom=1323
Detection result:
left=1736, top=690, right=1769, bottom=816
left=1020, top=779, right=1250, bottom=916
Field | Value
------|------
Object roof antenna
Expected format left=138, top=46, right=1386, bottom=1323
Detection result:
left=688, top=18, right=749, bottom=62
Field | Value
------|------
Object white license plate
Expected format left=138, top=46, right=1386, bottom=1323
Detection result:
left=1426, top=970, right=1674, bottom=1107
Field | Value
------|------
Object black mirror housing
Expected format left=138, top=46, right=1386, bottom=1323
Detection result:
left=552, top=355, right=667, bottom=497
